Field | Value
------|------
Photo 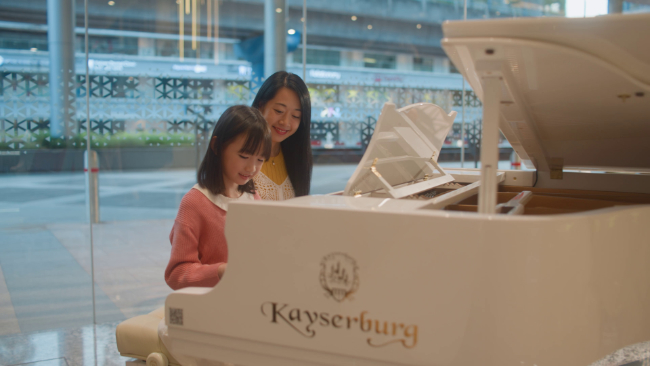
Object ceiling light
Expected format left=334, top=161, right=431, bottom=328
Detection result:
left=363, top=58, right=376, bottom=63
left=288, top=29, right=296, bottom=35
left=416, top=24, right=422, bottom=29
left=367, top=24, right=372, bottom=30
left=30, top=48, right=38, bottom=52
left=108, top=1, right=115, bottom=5
left=275, top=7, right=282, bottom=13
left=351, top=15, right=357, bottom=21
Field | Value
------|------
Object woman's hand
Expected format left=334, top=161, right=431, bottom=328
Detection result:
left=218, top=263, right=227, bottom=279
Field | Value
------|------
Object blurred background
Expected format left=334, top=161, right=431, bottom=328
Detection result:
left=1, top=0, right=649, bottom=363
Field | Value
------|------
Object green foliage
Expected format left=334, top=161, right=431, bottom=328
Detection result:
left=0, top=131, right=196, bottom=150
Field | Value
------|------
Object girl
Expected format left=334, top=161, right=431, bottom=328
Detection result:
left=252, top=71, right=313, bottom=200
left=164, top=105, right=271, bottom=290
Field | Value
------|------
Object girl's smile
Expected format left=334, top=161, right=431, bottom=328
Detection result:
left=236, top=171, right=254, bottom=184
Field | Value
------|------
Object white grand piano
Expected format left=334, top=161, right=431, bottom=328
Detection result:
left=163, top=12, right=650, bottom=366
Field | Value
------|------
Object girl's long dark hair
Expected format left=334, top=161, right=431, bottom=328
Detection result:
left=252, top=71, right=312, bottom=196
left=197, top=105, right=271, bottom=195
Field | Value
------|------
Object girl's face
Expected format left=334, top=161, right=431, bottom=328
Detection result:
left=259, top=87, right=302, bottom=144
left=221, top=133, right=266, bottom=190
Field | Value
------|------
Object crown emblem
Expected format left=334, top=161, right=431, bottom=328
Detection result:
left=320, top=253, right=359, bottom=302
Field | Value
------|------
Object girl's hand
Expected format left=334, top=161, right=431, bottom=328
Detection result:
left=218, top=263, right=227, bottom=279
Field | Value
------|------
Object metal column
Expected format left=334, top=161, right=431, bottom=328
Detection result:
left=264, top=0, right=286, bottom=78
left=47, top=0, right=76, bottom=138
left=302, top=0, right=306, bottom=80
left=84, top=150, right=100, bottom=223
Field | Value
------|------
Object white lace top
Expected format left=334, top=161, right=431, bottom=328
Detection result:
left=253, top=172, right=295, bottom=201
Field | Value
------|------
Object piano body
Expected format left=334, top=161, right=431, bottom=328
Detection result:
left=163, top=13, right=650, bottom=366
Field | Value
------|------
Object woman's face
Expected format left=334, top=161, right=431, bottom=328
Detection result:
left=259, top=87, right=302, bottom=144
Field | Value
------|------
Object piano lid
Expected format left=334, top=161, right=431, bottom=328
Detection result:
left=441, top=13, right=650, bottom=173
left=343, top=102, right=456, bottom=199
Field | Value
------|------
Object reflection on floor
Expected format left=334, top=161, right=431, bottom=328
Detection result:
left=0, top=321, right=133, bottom=366
left=0, top=219, right=173, bottom=336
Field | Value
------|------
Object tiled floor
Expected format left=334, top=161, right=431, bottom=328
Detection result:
left=0, top=321, right=133, bottom=366
left=0, top=219, right=174, bottom=336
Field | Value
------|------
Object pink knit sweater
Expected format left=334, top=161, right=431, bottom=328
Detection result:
left=164, top=186, right=260, bottom=290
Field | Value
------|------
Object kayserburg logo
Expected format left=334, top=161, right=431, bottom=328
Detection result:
left=320, top=253, right=359, bottom=302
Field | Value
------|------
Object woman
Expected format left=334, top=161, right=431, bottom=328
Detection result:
left=252, top=71, right=312, bottom=200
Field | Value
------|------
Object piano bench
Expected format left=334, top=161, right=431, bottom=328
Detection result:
left=116, top=307, right=180, bottom=366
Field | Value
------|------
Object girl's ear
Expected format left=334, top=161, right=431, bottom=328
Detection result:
left=210, top=136, right=218, bottom=154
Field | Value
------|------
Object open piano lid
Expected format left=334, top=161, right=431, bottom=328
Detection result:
left=441, top=13, right=650, bottom=173
left=343, top=103, right=457, bottom=198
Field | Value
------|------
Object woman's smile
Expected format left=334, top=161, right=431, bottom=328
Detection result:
left=272, top=126, right=289, bottom=136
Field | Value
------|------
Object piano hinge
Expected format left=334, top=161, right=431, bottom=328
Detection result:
left=549, top=157, right=564, bottom=180
left=371, top=157, right=382, bottom=178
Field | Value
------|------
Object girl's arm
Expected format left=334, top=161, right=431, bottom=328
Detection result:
left=165, top=221, right=225, bottom=290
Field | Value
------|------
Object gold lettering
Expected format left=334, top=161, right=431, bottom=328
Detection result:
left=319, top=312, right=330, bottom=326
left=375, top=320, right=389, bottom=335
left=367, top=338, right=405, bottom=348
left=261, top=302, right=287, bottom=324
left=304, top=311, right=319, bottom=334
left=404, top=325, right=418, bottom=348
left=289, top=308, right=301, bottom=322
left=367, top=325, right=418, bottom=349
left=332, top=315, right=343, bottom=328
left=261, top=302, right=314, bottom=338
left=360, top=311, right=372, bottom=332
left=260, top=302, right=416, bottom=348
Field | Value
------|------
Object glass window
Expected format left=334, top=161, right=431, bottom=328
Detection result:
left=293, top=48, right=341, bottom=66
left=413, top=56, right=433, bottom=72
left=363, top=53, right=396, bottom=69
left=0, top=30, right=49, bottom=51
left=83, top=35, right=139, bottom=55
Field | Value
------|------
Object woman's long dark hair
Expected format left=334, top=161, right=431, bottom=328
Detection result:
left=197, top=105, right=271, bottom=195
left=252, top=71, right=312, bottom=196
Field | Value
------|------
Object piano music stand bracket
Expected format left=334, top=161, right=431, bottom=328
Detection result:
left=417, top=171, right=506, bottom=211
left=365, top=155, right=454, bottom=199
